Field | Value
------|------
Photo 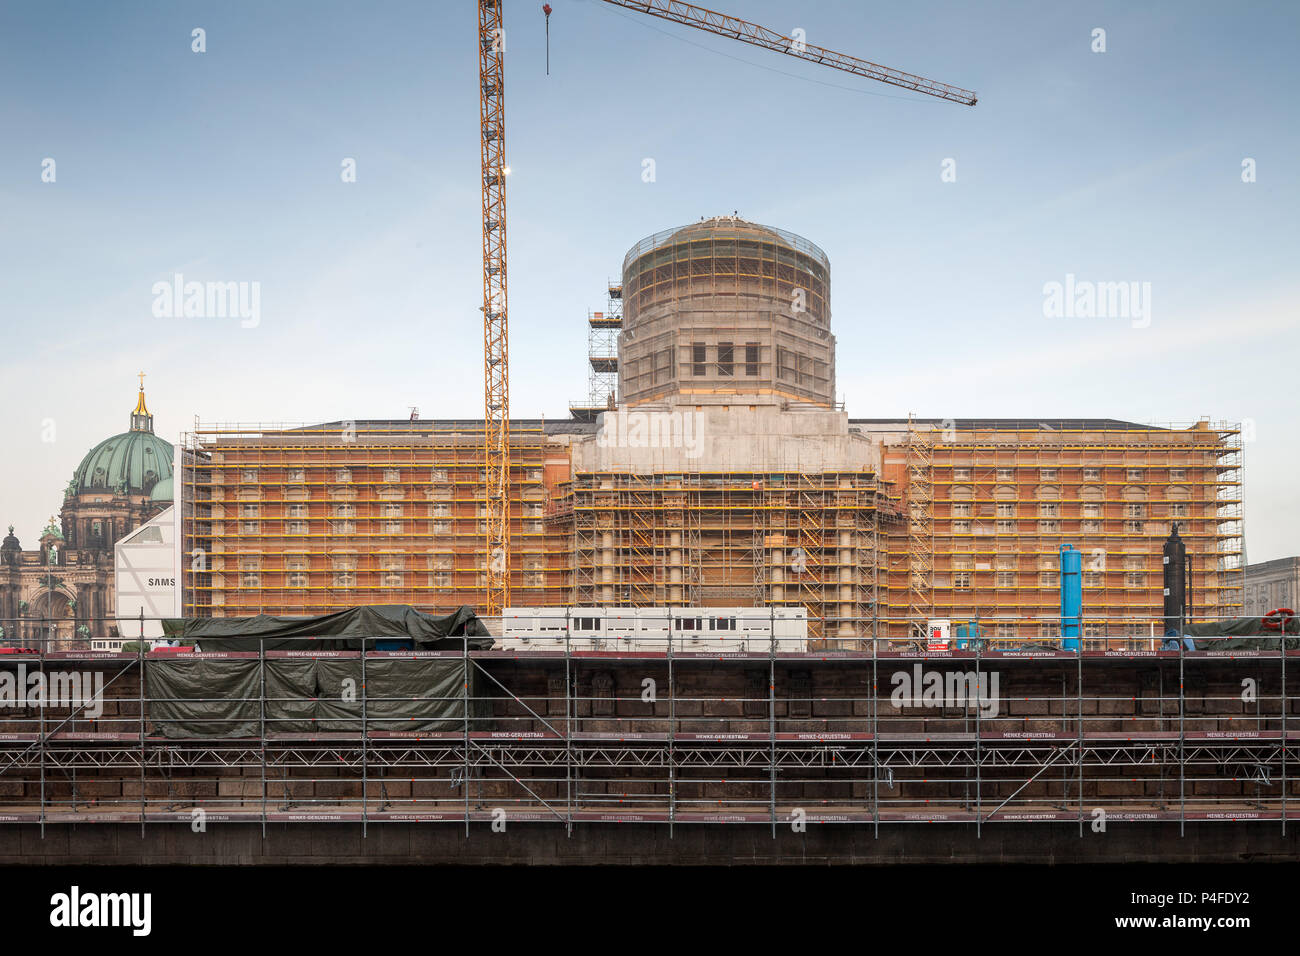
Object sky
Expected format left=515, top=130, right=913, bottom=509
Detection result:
left=0, top=0, right=1296, bottom=560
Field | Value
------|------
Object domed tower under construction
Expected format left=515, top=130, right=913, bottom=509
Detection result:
left=618, top=216, right=835, bottom=407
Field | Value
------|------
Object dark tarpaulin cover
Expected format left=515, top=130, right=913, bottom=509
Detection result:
left=146, top=605, right=492, bottom=737
left=1184, top=615, right=1300, bottom=649
left=170, top=605, right=492, bottom=651
left=147, top=658, right=477, bottom=738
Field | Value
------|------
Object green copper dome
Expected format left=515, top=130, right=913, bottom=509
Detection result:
left=70, top=383, right=174, bottom=497
left=148, top=476, right=174, bottom=503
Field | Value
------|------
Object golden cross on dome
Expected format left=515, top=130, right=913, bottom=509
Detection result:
left=138, top=370, right=146, bottom=390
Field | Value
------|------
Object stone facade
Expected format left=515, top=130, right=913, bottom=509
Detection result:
left=0, top=383, right=172, bottom=649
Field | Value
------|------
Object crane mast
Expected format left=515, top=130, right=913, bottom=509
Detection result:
left=478, top=0, right=510, bottom=617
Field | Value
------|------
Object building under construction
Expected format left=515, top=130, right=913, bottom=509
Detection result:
left=177, top=217, right=1243, bottom=642
left=0, top=217, right=1274, bottom=867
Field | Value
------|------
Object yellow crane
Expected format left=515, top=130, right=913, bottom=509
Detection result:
left=476, top=0, right=976, bottom=616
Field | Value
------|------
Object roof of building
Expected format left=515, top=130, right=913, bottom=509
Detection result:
left=71, top=382, right=174, bottom=497
left=203, top=416, right=1194, bottom=439
left=848, top=417, right=1161, bottom=431
left=623, top=216, right=829, bottom=272
left=148, top=476, right=174, bottom=503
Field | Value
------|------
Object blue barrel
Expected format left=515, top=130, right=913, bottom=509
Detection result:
left=1059, top=544, right=1082, bottom=651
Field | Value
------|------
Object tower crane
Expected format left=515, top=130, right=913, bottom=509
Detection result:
left=476, top=0, right=976, bottom=617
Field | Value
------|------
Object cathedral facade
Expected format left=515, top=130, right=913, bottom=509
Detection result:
left=0, top=382, right=173, bottom=649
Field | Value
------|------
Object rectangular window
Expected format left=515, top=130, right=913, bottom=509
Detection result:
left=1038, top=502, right=1059, bottom=517
left=1124, top=503, right=1145, bottom=518
left=239, top=504, right=259, bottom=518
left=996, top=468, right=1014, bottom=481
left=692, top=343, right=707, bottom=376
left=1125, top=572, right=1146, bottom=587
left=1083, top=468, right=1100, bottom=481
left=952, top=503, right=973, bottom=517
left=335, top=468, right=352, bottom=483
left=996, top=503, right=1016, bottom=518
left=1170, top=468, right=1185, bottom=481
left=1039, top=572, right=1059, bottom=587
left=717, top=342, right=734, bottom=376
left=241, top=469, right=258, bottom=482
left=997, top=571, right=1016, bottom=588
left=1082, top=503, right=1101, bottom=519
left=1038, top=520, right=1060, bottom=533
left=953, top=572, right=972, bottom=590
left=952, top=520, right=971, bottom=534
left=1126, top=468, right=1142, bottom=481
left=381, top=503, right=403, bottom=517
left=287, top=521, right=307, bottom=535
left=383, top=521, right=402, bottom=535
left=384, top=468, right=401, bottom=482
left=1039, top=468, right=1057, bottom=481
left=996, top=520, right=1015, bottom=534
left=1084, top=571, right=1102, bottom=587
left=1124, top=520, right=1144, bottom=534
left=241, top=521, right=260, bottom=534
left=287, top=572, right=309, bottom=588
left=332, top=570, right=355, bottom=588
left=744, top=343, right=759, bottom=376
left=953, top=468, right=971, bottom=481
left=287, top=468, right=305, bottom=482
left=1082, top=520, right=1103, bottom=534
left=288, top=503, right=308, bottom=518
left=333, top=504, right=355, bottom=518
left=331, top=520, right=356, bottom=535
left=241, top=572, right=260, bottom=587
left=1170, top=503, right=1188, bottom=517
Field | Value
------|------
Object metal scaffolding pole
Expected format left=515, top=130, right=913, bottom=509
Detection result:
left=769, top=605, right=776, bottom=838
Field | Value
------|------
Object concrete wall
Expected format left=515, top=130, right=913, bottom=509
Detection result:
left=572, top=396, right=879, bottom=474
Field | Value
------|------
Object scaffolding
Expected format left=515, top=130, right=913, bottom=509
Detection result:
left=179, top=422, right=569, bottom=618
left=567, top=471, right=886, bottom=644
left=0, top=614, right=1295, bottom=836
left=881, top=421, right=1245, bottom=643
left=904, top=419, right=935, bottom=643
left=568, top=284, right=622, bottom=421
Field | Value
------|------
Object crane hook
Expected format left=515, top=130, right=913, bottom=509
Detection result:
left=543, top=4, right=552, bottom=76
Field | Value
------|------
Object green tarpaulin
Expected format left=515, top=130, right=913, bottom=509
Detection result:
left=165, top=604, right=492, bottom=651
left=146, top=606, right=491, bottom=738
left=147, top=657, right=474, bottom=738
left=1184, top=615, right=1299, bottom=649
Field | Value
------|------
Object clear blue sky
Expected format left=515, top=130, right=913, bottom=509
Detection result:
left=1, top=0, right=1296, bottom=559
